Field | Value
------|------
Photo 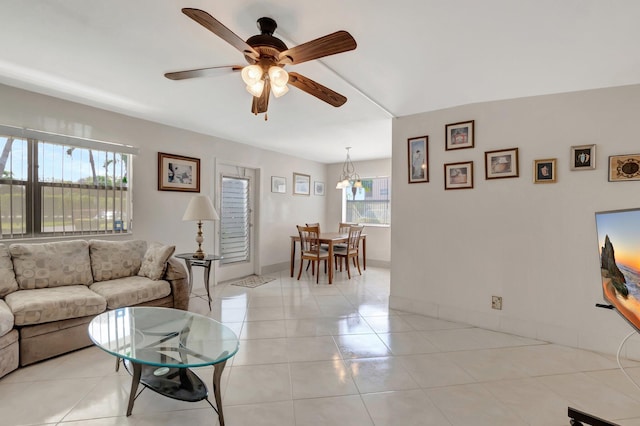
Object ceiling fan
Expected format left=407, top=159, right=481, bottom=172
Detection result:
left=165, top=8, right=357, bottom=118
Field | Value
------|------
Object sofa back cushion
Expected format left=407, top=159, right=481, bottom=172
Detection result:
left=0, top=244, right=18, bottom=297
left=10, top=240, right=93, bottom=289
left=89, top=239, right=147, bottom=282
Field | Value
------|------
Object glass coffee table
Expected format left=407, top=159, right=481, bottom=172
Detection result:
left=88, top=307, right=239, bottom=426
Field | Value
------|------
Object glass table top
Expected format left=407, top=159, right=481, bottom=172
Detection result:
left=88, top=307, right=239, bottom=368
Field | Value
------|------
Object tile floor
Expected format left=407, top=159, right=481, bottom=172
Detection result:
left=2, top=266, right=640, bottom=425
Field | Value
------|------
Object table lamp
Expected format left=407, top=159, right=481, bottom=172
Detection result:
left=182, top=195, right=219, bottom=259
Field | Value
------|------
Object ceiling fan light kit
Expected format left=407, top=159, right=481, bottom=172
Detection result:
left=165, top=8, right=357, bottom=117
left=241, top=64, right=290, bottom=98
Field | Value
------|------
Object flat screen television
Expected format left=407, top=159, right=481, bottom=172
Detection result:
left=595, top=208, right=640, bottom=331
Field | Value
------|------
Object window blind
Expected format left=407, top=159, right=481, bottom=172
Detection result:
left=219, top=176, right=250, bottom=265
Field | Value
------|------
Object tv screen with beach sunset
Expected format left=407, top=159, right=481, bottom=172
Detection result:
left=596, top=208, right=640, bottom=331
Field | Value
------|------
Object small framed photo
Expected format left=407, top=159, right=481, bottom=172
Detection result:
left=485, top=148, right=519, bottom=179
left=314, top=181, right=325, bottom=196
left=408, top=135, right=429, bottom=183
left=293, top=172, right=311, bottom=195
left=444, top=161, right=473, bottom=190
left=533, top=158, right=557, bottom=184
left=271, top=176, right=286, bottom=193
left=445, top=120, right=475, bottom=150
left=158, top=152, right=200, bottom=192
left=608, top=154, right=640, bottom=182
left=570, top=144, right=596, bottom=170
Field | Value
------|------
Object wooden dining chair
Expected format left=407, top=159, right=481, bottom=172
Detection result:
left=338, top=222, right=356, bottom=233
left=333, top=222, right=350, bottom=268
left=304, top=222, right=327, bottom=271
left=333, top=225, right=364, bottom=279
left=335, top=222, right=357, bottom=268
left=297, top=225, right=330, bottom=283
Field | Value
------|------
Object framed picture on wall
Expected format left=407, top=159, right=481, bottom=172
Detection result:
left=293, top=172, right=311, bottom=195
left=570, top=144, right=596, bottom=170
left=314, top=181, right=325, bottom=196
left=157, top=152, right=200, bottom=192
left=444, top=161, right=473, bottom=190
left=407, top=135, right=429, bottom=183
left=533, top=158, right=557, bottom=183
left=271, top=176, right=286, bottom=193
left=445, top=120, right=475, bottom=150
left=608, top=154, right=640, bottom=182
left=485, top=148, right=519, bottom=179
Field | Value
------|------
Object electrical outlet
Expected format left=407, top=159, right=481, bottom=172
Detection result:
left=491, top=296, right=503, bottom=310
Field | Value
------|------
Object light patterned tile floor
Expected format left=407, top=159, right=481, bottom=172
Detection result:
left=1, top=266, right=640, bottom=425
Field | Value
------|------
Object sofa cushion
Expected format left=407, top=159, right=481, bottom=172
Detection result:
left=5, top=286, right=107, bottom=326
left=138, top=242, right=175, bottom=280
left=0, top=300, right=14, bottom=336
left=10, top=240, right=93, bottom=289
left=89, top=239, right=147, bottom=282
left=90, top=276, right=171, bottom=309
left=0, top=244, right=18, bottom=297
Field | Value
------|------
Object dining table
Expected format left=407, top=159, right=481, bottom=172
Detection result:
left=290, top=232, right=366, bottom=284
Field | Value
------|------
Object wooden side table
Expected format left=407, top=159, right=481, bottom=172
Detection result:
left=174, top=253, right=223, bottom=309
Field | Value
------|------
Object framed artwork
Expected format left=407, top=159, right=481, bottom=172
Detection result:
left=570, top=144, right=596, bottom=170
left=444, top=161, right=473, bottom=190
left=608, top=154, right=640, bottom=182
left=293, top=172, right=311, bottom=195
left=445, top=120, right=475, bottom=150
left=485, top=148, right=519, bottom=179
left=407, top=135, right=429, bottom=183
left=314, top=181, right=325, bottom=196
left=533, top=158, right=557, bottom=184
left=271, top=176, right=286, bottom=193
left=157, top=152, right=200, bottom=192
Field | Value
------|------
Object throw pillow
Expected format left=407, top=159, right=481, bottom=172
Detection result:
left=138, top=242, right=176, bottom=281
left=0, top=244, right=18, bottom=297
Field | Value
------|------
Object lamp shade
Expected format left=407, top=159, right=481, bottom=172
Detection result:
left=182, top=195, right=219, bottom=221
left=241, top=65, right=263, bottom=86
left=246, top=80, right=265, bottom=97
left=268, top=66, right=288, bottom=87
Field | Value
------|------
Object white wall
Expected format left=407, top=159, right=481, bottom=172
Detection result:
left=327, top=158, right=392, bottom=266
left=0, top=83, right=327, bottom=277
left=390, top=84, right=640, bottom=358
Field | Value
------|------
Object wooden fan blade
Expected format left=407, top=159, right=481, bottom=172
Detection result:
left=288, top=72, right=347, bottom=107
left=165, top=65, right=243, bottom=80
left=278, top=31, right=356, bottom=65
left=251, top=82, right=270, bottom=114
left=182, top=8, right=259, bottom=60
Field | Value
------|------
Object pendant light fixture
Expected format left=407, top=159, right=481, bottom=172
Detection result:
left=335, top=147, right=362, bottom=190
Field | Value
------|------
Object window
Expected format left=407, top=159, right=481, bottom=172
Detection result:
left=342, top=176, right=391, bottom=225
left=0, top=125, right=136, bottom=239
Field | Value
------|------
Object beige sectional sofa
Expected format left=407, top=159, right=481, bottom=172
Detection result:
left=0, top=239, right=189, bottom=378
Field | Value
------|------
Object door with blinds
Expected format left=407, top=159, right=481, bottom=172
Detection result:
left=216, top=164, right=256, bottom=281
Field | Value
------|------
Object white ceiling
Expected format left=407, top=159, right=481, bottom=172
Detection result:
left=1, top=0, right=639, bottom=163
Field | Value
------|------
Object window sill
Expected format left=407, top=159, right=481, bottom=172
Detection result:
left=356, top=223, right=390, bottom=229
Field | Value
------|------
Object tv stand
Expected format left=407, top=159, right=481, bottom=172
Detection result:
left=568, top=407, right=619, bottom=425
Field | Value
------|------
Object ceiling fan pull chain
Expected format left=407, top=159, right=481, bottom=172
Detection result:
left=265, top=113, right=268, bottom=121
